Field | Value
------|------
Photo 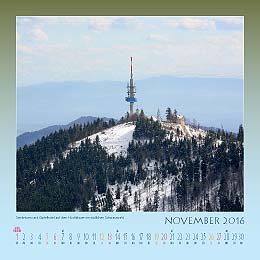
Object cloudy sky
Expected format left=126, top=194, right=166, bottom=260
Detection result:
left=16, top=16, right=244, bottom=87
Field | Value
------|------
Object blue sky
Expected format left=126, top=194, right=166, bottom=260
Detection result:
left=16, top=16, right=244, bottom=86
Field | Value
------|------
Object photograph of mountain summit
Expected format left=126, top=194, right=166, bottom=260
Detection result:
left=16, top=16, right=243, bottom=212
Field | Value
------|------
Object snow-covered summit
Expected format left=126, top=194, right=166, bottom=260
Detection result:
left=64, top=119, right=207, bottom=159
left=68, top=122, right=135, bottom=157
left=88, top=122, right=135, bottom=156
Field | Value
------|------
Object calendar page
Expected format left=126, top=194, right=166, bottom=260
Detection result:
left=0, top=2, right=259, bottom=260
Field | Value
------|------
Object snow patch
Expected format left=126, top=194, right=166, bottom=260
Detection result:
left=66, top=122, right=135, bottom=157
left=88, top=122, right=135, bottom=156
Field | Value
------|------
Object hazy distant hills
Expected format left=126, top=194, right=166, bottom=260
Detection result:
left=17, top=116, right=115, bottom=149
left=17, top=76, right=243, bottom=134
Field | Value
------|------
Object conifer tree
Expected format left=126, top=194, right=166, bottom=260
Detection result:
left=237, top=124, right=244, bottom=143
left=116, top=184, right=121, bottom=199
left=104, top=188, right=113, bottom=211
left=134, top=191, right=138, bottom=211
left=166, top=107, right=172, bottom=121
left=91, top=195, right=97, bottom=212
left=82, top=199, right=89, bottom=212
left=153, top=190, right=160, bottom=212
left=117, top=195, right=131, bottom=212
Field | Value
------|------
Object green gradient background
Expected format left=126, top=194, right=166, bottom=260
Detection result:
left=0, top=1, right=259, bottom=259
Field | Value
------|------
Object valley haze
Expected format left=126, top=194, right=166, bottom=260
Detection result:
left=17, top=75, right=243, bottom=135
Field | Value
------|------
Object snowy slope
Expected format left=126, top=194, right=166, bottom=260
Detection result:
left=88, top=122, right=135, bottom=156
left=161, top=121, right=206, bottom=140
left=64, top=120, right=206, bottom=159
left=107, top=169, right=178, bottom=212
left=66, top=122, right=135, bottom=157
left=60, top=119, right=231, bottom=212
left=89, top=121, right=209, bottom=212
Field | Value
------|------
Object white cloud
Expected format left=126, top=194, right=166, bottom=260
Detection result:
left=17, top=45, right=33, bottom=54
left=17, top=16, right=143, bottom=33
left=29, top=27, right=48, bottom=41
left=206, top=32, right=243, bottom=51
left=88, top=17, right=115, bottom=31
left=87, top=16, right=137, bottom=31
left=167, top=17, right=216, bottom=30
left=16, top=16, right=244, bottom=85
left=166, top=19, right=179, bottom=28
left=180, top=17, right=216, bottom=30
left=34, top=43, right=70, bottom=55
left=214, top=16, right=243, bottom=25
left=147, top=34, right=170, bottom=42
left=83, top=35, right=92, bottom=44
left=61, top=16, right=88, bottom=24
left=17, top=16, right=87, bottom=25
left=17, top=17, right=34, bottom=24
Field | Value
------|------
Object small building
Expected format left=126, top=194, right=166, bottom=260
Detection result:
left=177, top=115, right=185, bottom=125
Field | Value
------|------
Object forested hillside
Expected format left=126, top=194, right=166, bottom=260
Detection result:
left=16, top=113, right=243, bottom=212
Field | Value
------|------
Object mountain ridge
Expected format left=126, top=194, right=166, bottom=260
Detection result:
left=16, top=114, right=244, bottom=212
left=16, top=116, right=116, bottom=149
left=17, top=76, right=243, bottom=133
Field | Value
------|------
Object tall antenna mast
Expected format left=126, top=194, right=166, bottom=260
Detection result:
left=125, top=57, right=137, bottom=116
left=131, top=56, right=133, bottom=79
